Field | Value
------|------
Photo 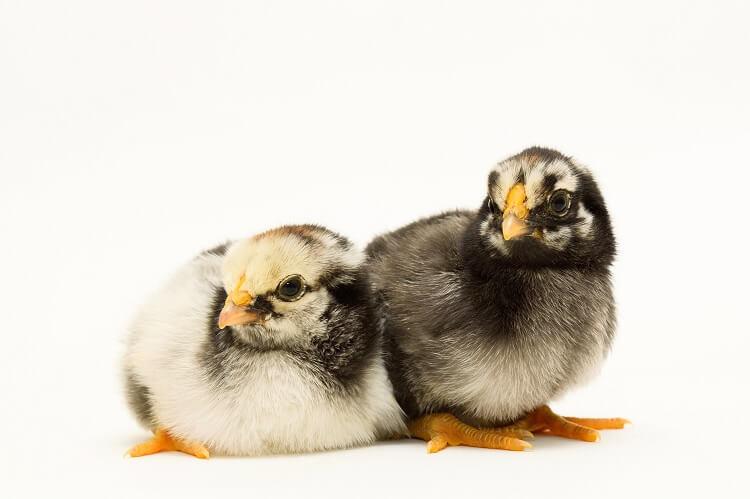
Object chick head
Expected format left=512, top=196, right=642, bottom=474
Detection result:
left=481, top=147, right=615, bottom=266
left=218, top=225, right=363, bottom=347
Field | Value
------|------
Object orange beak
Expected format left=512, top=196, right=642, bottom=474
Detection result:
left=502, top=183, right=531, bottom=241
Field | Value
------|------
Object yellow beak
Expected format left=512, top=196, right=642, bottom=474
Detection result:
left=502, top=183, right=530, bottom=241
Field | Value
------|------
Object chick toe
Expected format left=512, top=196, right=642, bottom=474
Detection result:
left=514, top=405, right=627, bottom=442
left=563, top=416, right=631, bottom=430
left=127, top=428, right=210, bottom=459
left=486, top=426, right=535, bottom=440
left=409, top=413, right=532, bottom=453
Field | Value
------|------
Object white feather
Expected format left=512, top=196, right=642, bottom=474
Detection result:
left=124, top=249, right=404, bottom=456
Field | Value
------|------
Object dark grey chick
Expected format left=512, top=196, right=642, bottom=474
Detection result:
left=366, top=147, right=628, bottom=452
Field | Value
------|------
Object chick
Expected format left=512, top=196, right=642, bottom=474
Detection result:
left=367, top=147, right=628, bottom=452
left=124, top=225, right=405, bottom=458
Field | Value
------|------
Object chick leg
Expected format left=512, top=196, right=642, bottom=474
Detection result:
left=127, top=428, right=210, bottom=459
left=511, top=405, right=629, bottom=442
left=408, top=413, right=533, bottom=453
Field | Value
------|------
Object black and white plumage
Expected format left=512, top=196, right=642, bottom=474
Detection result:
left=366, top=147, right=617, bottom=429
left=124, top=225, right=405, bottom=456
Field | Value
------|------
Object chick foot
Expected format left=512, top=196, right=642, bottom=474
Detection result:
left=511, top=405, right=629, bottom=442
left=127, top=428, right=210, bottom=459
left=408, top=413, right=533, bottom=453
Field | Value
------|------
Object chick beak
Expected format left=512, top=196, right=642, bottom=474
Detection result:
left=502, top=214, right=528, bottom=241
left=218, top=281, right=262, bottom=328
left=218, top=299, right=263, bottom=328
left=502, top=183, right=531, bottom=241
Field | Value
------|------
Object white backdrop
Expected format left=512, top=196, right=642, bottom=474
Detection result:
left=1, top=1, right=748, bottom=497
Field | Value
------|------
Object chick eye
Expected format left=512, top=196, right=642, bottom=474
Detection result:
left=487, top=197, right=500, bottom=216
left=276, top=275, right=306, bottom=301
left=548, top=190, right=571, bottom=217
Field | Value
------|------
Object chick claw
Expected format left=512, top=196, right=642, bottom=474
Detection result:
left=408, top=413, right=533, bottom=453
left=127, top=428, right=210, bottom=459
left=510, top=405, right=630, bottom=442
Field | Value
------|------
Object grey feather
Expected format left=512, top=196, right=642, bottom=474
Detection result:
left=366, top=149, right=617, bottom=427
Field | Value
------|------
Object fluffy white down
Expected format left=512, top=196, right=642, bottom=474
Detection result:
left=123, top=251, right=405, bottom=456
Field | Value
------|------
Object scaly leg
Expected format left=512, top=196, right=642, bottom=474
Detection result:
left=127, top=428, right=210, bottom=459
left=511, top=405, right=630, bottom=442
left=408, top=413, right=533, bottom=453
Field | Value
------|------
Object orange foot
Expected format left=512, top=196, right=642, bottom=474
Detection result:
left=408, top=413, right=533, bottom=453
left=511, top=405, right=630, bottom=442
left=127, top=428, right=210, bottom=459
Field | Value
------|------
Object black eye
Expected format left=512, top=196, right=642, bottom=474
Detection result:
left=548, top=190, right=571, bottom=217
left=487, top=197, right=500, bottom=215
left=276, top=275, right=305, bottom=301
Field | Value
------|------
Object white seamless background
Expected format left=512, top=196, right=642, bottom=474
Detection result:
left=1, top=1, right=748, bottom=498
